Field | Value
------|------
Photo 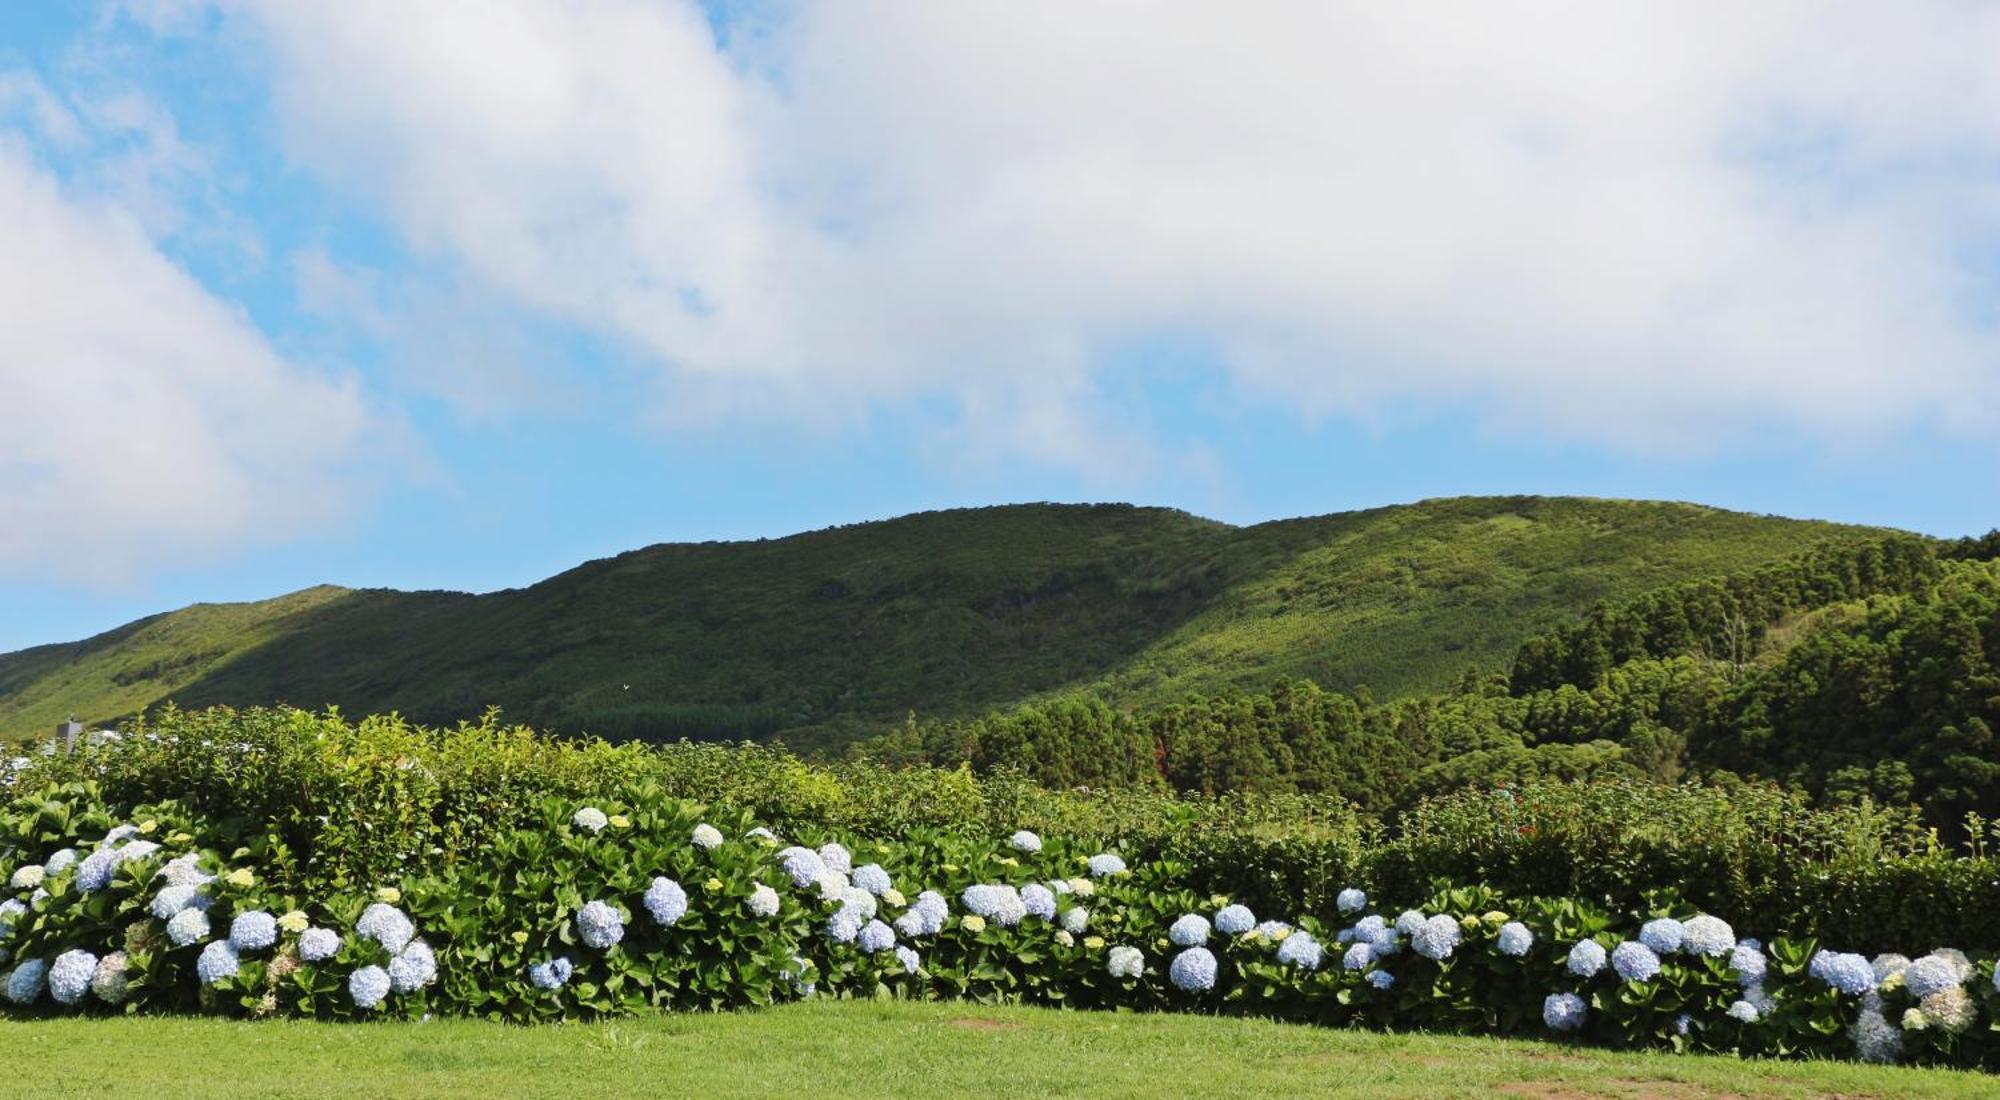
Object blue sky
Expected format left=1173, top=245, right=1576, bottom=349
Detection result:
left=2, top=2, right=1997, bottom=653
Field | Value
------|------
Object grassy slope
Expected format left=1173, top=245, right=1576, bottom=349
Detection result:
left=0, top=497, right=1896, bottom=746
left=0, top=1001, right=1988, bottom=1099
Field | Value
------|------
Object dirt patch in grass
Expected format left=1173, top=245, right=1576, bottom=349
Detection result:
left=1498, top=1081, right=1754, bottom=1100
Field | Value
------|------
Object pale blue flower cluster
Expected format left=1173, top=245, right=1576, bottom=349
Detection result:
left=571, top=807, right=609, bottom=834
left=1254, top=920, right=1294, bottom=940
left=230, top=910, right=278, bottom=952
left=357, top=903, right=415, bottom=953
left=1060, top=906, right=1089, bottom=935
left=575, top=901, right=625, bottom=949
left=853, top=864, right=893, bottom=896
left=827, top=909, right=861, bottom=944
left=643, top=877, right=688, bottom=927
left=778, top=847, right=824, bottom=887
left=150, top=883, right=206, bottom=920
left=44, top=849, right=78, bottom=875
left=1394, top=910, right=1426, bottom=937
left=1169, top=946, right=1217, bottom=991
left=1367, top=969, right=1395, bottom=990
left=1729, top=942, right=1766, bottom=986
left=6, top=957, right=47, bottom=1004
left=1276, top=932, right=1324, bottom=971
left=1809, top=950, right=1875, bottom=996
left=1611, top=941, right=1661, bottom=982
left=1343, top=942, right=1373, bottom=970
left=859, top=920, right=896, bottom=953
left=1680, top=915, right=1734, bottom=957
left=1498, top=922, right=1534, bottom=957
left=196, top=941, right=240, bottom=986
left=1009, top=830, right=1042, bottom=853
left=1214, top=904, right=1255, bottom=935
left=1567, top=939, right=1607, bottom=978
left=897, top=891, right=948, bottom=938
left=1411, top=915, right=1461, bottom=960
left=48, top=949, right=96, bottom=1005
left=75, top=848, right=122, bottom=893
left=1021, top=884, right=1057, bottom=921
left=1169, top=913, right=1211, bottom=947
left=529, top=957, right=574, bottom=990
left=1542, top=992, right=1586, bottom=1032
left=299, top=927, right=342, bottom=963
left=389, top=941, right=437, bottom=993
left=0, top=899, right=27, bottom=933
left=167, top=908, right=212, bottom=948
left=690, top=824, right=724, bottom=850
left=1336, top=888, right=1367, bottom=914
left=1086, top=853, right=1126, bottom=877
left=1904, top=954, right=1962, bottom=999
left=349, top=965, right=391, bottom=1009
left=749, top=883, right=781, bottom=918
left=1726, top=999, right=1761, bottom=1023
left=90, top=952, right=128, bottom=1005
left=895, top=945, right=921, bottom=975
left=1107, top=945, right=1145, bottom=979
left=817, top=843, right=852, bottom=874
left=1638, top=918, right=1684, bottom=955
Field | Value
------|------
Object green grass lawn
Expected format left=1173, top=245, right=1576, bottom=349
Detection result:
left=3, top=1001, right=1994, bottom=1099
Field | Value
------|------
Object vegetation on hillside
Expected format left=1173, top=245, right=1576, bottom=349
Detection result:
left=0, top=497, right=1892, bottom=747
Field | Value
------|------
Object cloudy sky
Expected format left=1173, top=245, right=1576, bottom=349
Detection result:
left=3, top=1, right=1998, bottom=651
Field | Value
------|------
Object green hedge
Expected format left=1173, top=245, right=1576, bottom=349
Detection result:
left=7, top=706, right=1994, bottom=951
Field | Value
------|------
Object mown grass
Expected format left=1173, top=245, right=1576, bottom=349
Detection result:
left=1, top=496, right=1890, bottom=748
left=1, top=1000, right=1992, bottom=1099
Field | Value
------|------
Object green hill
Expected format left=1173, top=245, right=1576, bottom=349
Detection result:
left=0, top=496, right=1899, bottom=747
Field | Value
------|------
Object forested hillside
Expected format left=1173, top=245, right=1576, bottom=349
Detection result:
left=0, top=497, right=1886, bottom=745
left=863, top=533, right=2000, bottom=830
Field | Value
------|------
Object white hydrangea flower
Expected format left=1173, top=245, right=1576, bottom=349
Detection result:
left=691, top=824, right=724, bottom=850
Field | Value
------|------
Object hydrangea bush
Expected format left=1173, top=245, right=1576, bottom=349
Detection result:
left=5, top=780, right=2000, bottom=1071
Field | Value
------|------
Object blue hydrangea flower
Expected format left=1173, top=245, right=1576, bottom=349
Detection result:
left=894, top=945, right=921, bottom=974
left=1905, top=955, right=1962, bottom=999
left=349, top=965, right=391, bottom=1009
left=1108, top=946, right=1145, bottom=979
left=1336, top=888, right=1367, bottom=914
left=1849, top=1007, right=1903, bottom=1063
left=1352, top=914, right=1389, bottom=944
left=1254, top=920, right=1293, bottom=940
left=575, top=901, right=625, bottom=949
left=1611, top=941, right=1661, bottom=982
left=778, top=847, right=824, bottom=887
left=643, top=877, right=688, bottom=927
left=116, top=840, right=160, bottom=865
left=961, top=884, right=1000, bottom=917
left=1342, top=942, right=1373, bottom=970
left=388, top=941, right=437, bottom=993
left=1566, top=939, right=1607, bottom=978
left=816, top=843, right=852, bottom=874
left=859, top=919, right=896, bottom=953
left=1543, top=992, right=1586, bottom=1032
left=1638, top=918, right=1684, bottom=955
left=150, top=883, right=206, bottom=920
left=893, top=910, right=926, bottom=938
left=5, top=957, right=46, bottom=1004
left=90, top=952, right=129, bottom=1005
left=157, top=853, right=213, bottom=888
left=749, top=883, right=781, bottom=918
left=1367, top=969, right=1395, bottom=990
left=1809, top=950, right=1875, bottom=996
left=1169, top=913, right=1211, bottom=947
left=745, top=827, right=777, bottom=843
left=196, top=941, right=240, bottom=986
left=103, top=825, right=139, bottom=846
left=1394, top=910, right=1426, bottom=936
left=1497, top=921, right=1534, bottom=957
left=853, top=864, right=893, bottom=896
left=1214, top=904, right=1255, bottom=935
left=167, top=907, right=212, bottom=948
left=1021, top=884, right=1057, bottom=921
left=0, top=899, right=27, bottom=933
left=528, top=956, right=573, bottom=990
left=44, top=849, right=78, bottom=875
left=230, top=910, right=278, bottom=952
left=1727, top=998, right=1760, bottom=1023
left=75, top=848, right=122, bottom=893
left=1086, top=853, right=1127, bottom=877
left=1276, top=932, right=1324, bottom=970
left=571, top=807, right=608, bottom=834
left=48, top=949, right=96, bottom=1006
left=357, top=903, right=415, bottom=953
left=1412, top=915, right=1461, bottom=960
left=1680, top=915, right=1734, bottom=957
left=1010, top=830, right=1042, bottom=853
left=1060, top=906, right=1089, bottom=935
left=838, top=887, right=877, bottom=921
left=299, top=927, right=342, bottom=963
left=826, top=910, right=862, bottom=944
left=528, top=956, right=574, bottom=990
left=1730, top=942, right=1767, bottom=986
left=990, top=886, right=1028, bottom=927
left=1168, top=946, right=1218, bottom=992
left=691, top=824, right=724, bottom=850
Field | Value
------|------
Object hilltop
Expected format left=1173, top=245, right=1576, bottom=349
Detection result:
left=0, top=496, right=1899, bottom=747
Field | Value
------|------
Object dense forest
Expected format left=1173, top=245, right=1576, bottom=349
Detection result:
left=856, top=532, right=2000, bottom=831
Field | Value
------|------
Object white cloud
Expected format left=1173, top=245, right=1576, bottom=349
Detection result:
left=0, top=135, right=373, bottom=583
left=210, top=1, right=1998, bottom=467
